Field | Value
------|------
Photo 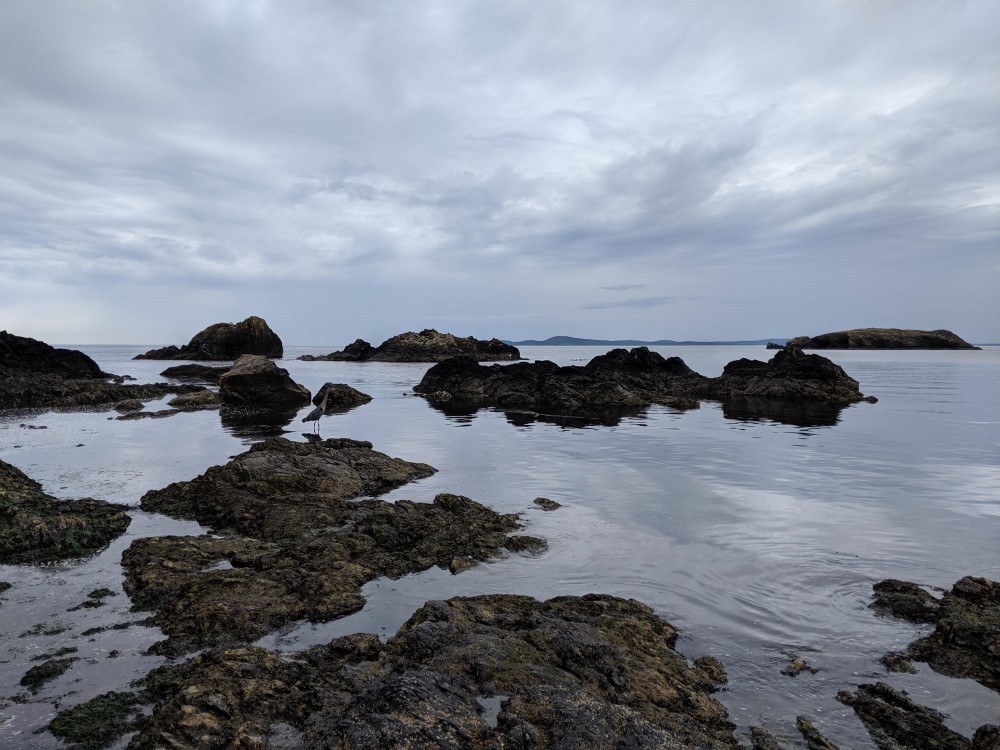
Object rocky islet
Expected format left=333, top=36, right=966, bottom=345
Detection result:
left=298, top=328, right=522, bottom=362
left=134, top=315, right=284, bottom=360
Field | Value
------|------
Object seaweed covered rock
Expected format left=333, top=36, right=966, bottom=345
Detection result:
left=124, top=594, right=739, bottom=750
left=872, top=576, right=1000, bottom=691
left=218, top=354, right=310, bottom=409
left=0, top=330, right=202, bottom=410
left=787, top=328, right=980, bottom=350
left=415, top=346, right=870, bottom=419
left=135, top=316, right=283, bottom=360
left=299, top=329, right=521, bottom=362
left=0, top=458, right=130, bottom=563
left=128, top=438, right=544, bottom=652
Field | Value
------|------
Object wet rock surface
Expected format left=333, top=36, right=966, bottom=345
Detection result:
left=414, top=346, right=871, bottom=420
left=0, top=458, right=130, bottom=563
left=114, top=594, right=740, bottom=750
left=167, top=389, right=222, bottom=409
left=218, top=354, right=311, bottom=409
left=787, top=327, right=980, bottom=350
left=135, top=315, right=284, bottom=360
left=126, top=438, right=544, bottom=653
left=872, top=576, right=1000, bottom=691
left=299, top=329, right=522, bottom=362
left=837, top=682, right=998, bottom=749
left=0, top=330, right=202, bottom=410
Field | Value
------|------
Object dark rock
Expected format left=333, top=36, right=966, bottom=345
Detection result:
left=135, top=315, right=284, bottom=360
left=796, top=717, right=840, bottom=750
left=112, top=400, right=143, bottom=414
left=218, top=354, right=310, bottom=409
left=159, top=364, right=229, bottom=383
left=750, top=725, right=786, bottom=750
left=765, top=342, right=784, bottom=350
left=20, top=656, right=78, bottom=692
left=0, top=330, right=202, bottom=410
left=313, top=382, right=373, bottom=409
left=68, top=587, right=117, bottom=611
left=837, top=682, right=989, bottom=749
left=414, top=346, right=870, bottom=423
left=0, top=458, right=130, bottom=563
left=872, top=576, right=1000, bottom=692
left=533, top=497, right=562, bottom=511
left=787, top=328, right=980, bottom=350
left=167, top=390, right=222, bottom=409
left=299, top=329, right=522, bottom=363
left=881, top=651, right=917, bottom=673
left=115, top=408, right=179, bottom=420
left=126, top=438, right=544, bottom=652
left=125, top=594, right=741, bottom=750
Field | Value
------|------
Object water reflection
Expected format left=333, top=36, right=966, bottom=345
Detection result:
left=219, top=405, right=297, bottom=440
left=424, top=395, right=851, bottom=429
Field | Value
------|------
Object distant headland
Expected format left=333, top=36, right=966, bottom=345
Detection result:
left=782, top=328, right=980, bottom=350
left=504, top=335, right=787, bottom=346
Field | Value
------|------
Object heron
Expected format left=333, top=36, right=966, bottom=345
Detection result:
left=302, top=388, right=330, bottom=432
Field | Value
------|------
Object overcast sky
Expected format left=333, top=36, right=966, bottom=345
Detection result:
left=1, top=1, right=997, bottom=345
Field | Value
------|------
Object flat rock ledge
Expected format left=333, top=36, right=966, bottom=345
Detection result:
left=414, top=345, right=873, bottom=418
left=127, top=438, right=545, bottom=653
left=61, top=594, right=740, bottom=750
left=871, top=576, right=1000, bottom=692
left=1, top=330, right=203, bottom=410
left=299, top=329, right=522, bottom=362
left=135, top=315, right=283, bottom=360
left=787, top=327, right=980, bottom=350
left=0, top=458, right=130, bottom=564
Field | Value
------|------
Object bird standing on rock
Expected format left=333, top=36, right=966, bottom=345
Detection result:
left=302, top=388, right=329, bottom=432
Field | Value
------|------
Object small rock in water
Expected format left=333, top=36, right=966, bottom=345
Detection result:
left=782, top=656, right=819, bottom=676
left=533, top=497, right=562, bottom=511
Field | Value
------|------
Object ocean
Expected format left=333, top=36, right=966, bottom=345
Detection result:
left=1, top=344, right=998, bottom=747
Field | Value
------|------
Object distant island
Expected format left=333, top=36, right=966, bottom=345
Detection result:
left=785, top=328, right=980, bottom=350
left=504, top=335, right=787, bottom=347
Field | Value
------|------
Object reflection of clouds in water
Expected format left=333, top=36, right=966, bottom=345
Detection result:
left=913, top=463, right=1000, bottom=520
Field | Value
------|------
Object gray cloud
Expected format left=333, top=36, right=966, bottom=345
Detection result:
left=1, top=0, right=998, bottom=344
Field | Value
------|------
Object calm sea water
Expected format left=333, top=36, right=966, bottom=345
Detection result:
left=1, top=344, right=998, bottom=747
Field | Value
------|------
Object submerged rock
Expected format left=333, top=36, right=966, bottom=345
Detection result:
left=167, top=390, right=222, bottom=409
left=120, top=594, right=739, bottom=750
left=135, top=315, right=284, bottom=360
left=127, top=438, right=544, bottom=652
left=872, top=576, right=1000, bottom=692
left=787, top=327, right=980, bottom=350
left=218, top=354, right=311, bottom=409
left=414, top=346, right=871, bottom=421
left=20, top=656, right=78, bottom=693
left=299, top=329, right=522, bottom=363
left=0, top=330, right=201, bottom=410
left=0, top=458, right=130, bottom=563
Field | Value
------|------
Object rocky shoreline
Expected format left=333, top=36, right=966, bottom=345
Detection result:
left=298, top=329, right=522, bottom=362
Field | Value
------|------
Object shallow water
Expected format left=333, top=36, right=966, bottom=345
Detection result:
left=2, top=344, right=999, bottom=747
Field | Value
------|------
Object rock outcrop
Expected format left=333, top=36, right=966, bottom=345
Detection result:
left=218, top=354, right=311, bottom=409
left=126, top=438, right=544, bottom=653
left=159, top=364, right=229, bottom=383
left=871, top=576, right=1000, bottom=692
left=85, top=594, right=740, bottom=750
left=0, top=331, right=201, bottom=410
left=313, top=382, right=373, bottom=409
left=0, top=458, right=130, bottom=563
left=135, top=316, right=284, bottom=360
left=299, top=329, right=521, bottom=362
left=414, top=346, right=872, bottom=420
left=786, top=328, right=980, bottom=350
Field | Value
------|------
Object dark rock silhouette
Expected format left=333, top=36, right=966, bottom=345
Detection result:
left=787, top=328, right=979, bottom=350
left=0, top=458, right=130, bottom=563
left=135, top=316, right=283, bottom=360
left=0, top=330, right=201, bottom=410
left=414, top=346, right=872, bottom=425
left=299, top=329, right=521, bottom=362
left=313, top=382, right=373, bottom=409
left=159, top=364, right=229, bottom=383
left=218, top=354, right=310, bottom=409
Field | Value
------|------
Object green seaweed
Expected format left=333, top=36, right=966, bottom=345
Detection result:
left=20, top=657, right=77, bottom=692
left=47, top=691, right=144, bottom=750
